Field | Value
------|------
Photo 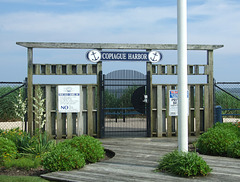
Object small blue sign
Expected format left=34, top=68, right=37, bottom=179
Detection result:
left=169, top=90, right=178, bottom=99
left=86, top=50, right=162, bottom=63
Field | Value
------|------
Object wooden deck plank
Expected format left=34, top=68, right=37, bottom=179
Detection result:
left=41, top=138, right=240, bottom=182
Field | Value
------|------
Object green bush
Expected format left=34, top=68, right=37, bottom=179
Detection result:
left=213, top=122, right=240, bottom=136
left=3, top=157, right=41, bottom=170
left=227, top=140, right=240, bottom=158
left=0, top=128, right=32, bottom=153
left=197, top=123, right=239, bottom=156
left=157, top=150, right=212, bottom=177
left=21, top=131, right=56, bottom=158
left=0, top=137, right=17, bottom=163
left=69, top=135, right=105, bottom=163
left=42, top=144, right=85, bottom=172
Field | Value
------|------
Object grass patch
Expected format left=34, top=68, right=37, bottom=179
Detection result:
left=4, top=157, right=41, bottom=170
left=0, top=175, right=48, bottom=182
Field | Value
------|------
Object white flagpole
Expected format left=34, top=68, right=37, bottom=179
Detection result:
left=177, top=0, right=188, bottom=152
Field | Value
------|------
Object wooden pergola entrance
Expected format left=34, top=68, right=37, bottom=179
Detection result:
left=17, top=42, right=223, bottom=138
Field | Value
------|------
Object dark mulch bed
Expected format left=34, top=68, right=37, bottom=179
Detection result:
left=0, top=166, right=48, bottom=176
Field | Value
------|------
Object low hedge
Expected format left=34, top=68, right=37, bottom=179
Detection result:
left=227, top=140, right=240, bottom=158
left=42, top=135, right=105, bottom=172
left=157, top=150, right=212, bottom=177
left=0, top=137, right=17, bottom=163
left=69, top=135, right=105, bottom=163
left=42, top=144, right=85, bottom=172
left=197, top=122, right=240, bottom=157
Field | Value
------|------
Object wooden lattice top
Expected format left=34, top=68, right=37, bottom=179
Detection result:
left=16, top=42, right=223, bottom=50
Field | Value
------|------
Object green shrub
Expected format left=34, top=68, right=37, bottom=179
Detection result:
left=197, top=123, right=239, bottom=156
left=214, top=122, right=240, bottom=136
left=4, top=157, right=41, bottom=170
left=69, top=135, right=105, bottom=163
left=157, top=150, right=212, bottom=177
left=0, top=128, right=32, bottom=153
left=0, top=137, right=17, bottom=163
left=227, top=140, right=240, bottom=158
left=21, top=131, right=56, bottom=157
left=42, top=144, right=85, bottom=172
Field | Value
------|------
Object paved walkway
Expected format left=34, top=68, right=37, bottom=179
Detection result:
left=41, top=137, right=240, bottom=182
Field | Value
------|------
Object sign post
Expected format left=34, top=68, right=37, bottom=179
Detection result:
left=178, top=0, right=188, bottom=152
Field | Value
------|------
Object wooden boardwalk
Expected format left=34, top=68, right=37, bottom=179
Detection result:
left=41, top=137, right=240, bottom=182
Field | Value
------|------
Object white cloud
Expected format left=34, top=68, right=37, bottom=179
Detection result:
left=100, top=0, right=130, bottom=8
left=0, top=5, right=177, bottom=43
left=187, top=0, right=240, bottom=54
left=0, top=0, right=238, bottom=50
left=0, top=0, right=66, bottom=5
left=0, top=0, right=239, bottom=81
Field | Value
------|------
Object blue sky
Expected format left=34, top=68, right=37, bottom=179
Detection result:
left=0, top=0, right=239, bottom=83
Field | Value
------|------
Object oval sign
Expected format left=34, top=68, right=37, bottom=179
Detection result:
left=86, top=50, right=101, bottom=63
left=148, top=51, right=163, bottom=63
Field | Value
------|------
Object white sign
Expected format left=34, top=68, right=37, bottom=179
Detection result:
left=58, top=85, right=80, bottom=113
left=86, top=50, right=162, bottom=63
left=169, top=90, right=189, bottom=116
left=169, top=90, right=179, bottom=116
left=148, top=51, right=162, bottom=63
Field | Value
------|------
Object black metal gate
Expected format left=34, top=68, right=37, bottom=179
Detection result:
left=99, top=70, right=151, bottom=137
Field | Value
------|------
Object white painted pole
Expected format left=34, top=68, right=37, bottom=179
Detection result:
left=177, top=0, right=188, bottom=152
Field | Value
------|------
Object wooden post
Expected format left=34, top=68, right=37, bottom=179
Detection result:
left=156, top=85, right=163, bottom=137
left=188, top=85, right=191, bottom=135
left=45, top=85, right=52, bottom=138
left=147, top=62, right=153, bottom=136
left=67, top=113, right=73, bottom=139
left=56, top=86, right=62, bottom=139
left=167, top=65, right=172, bottom=75
left=56, top=113, right=62, bottom=139
left=77, top=86, right=84, bottom=136
left=34, top=85, right=40, bottom=130
left=67, top=65, right=72, bottom=75
left=46, top=64, right=51, bottom=75
left=204, top=85, right=209, bottom=131
left=27, top=48, right=33, bottom=136
left=207, top=50, right=214, bottom=128
left=77, top=65, right=83, bottom=75
left=87, top=86, right=93, bottom=136
left=195, top=85, right=201, bottom=136
left=97, top=62, right=102, bottom=137
left=35, top=64, right=41, bottom=75
left=87, top=65, right=93, bottom=75
left=166, top=86, right=172, bottom=137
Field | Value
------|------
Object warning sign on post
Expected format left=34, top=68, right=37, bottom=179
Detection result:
left=169, top=90, right=179, bottom=116
left=169, top=90, right=189, bottom=116
left=58, top=85, right=80, bottom=113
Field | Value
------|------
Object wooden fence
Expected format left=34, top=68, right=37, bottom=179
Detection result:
left=17, top=42, right=223, bottom=138
left=33, top=85, right=98, bottom=139
left=149, top=61, right=214, bottom=137
left=30, top=62, right=102, bottom=138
